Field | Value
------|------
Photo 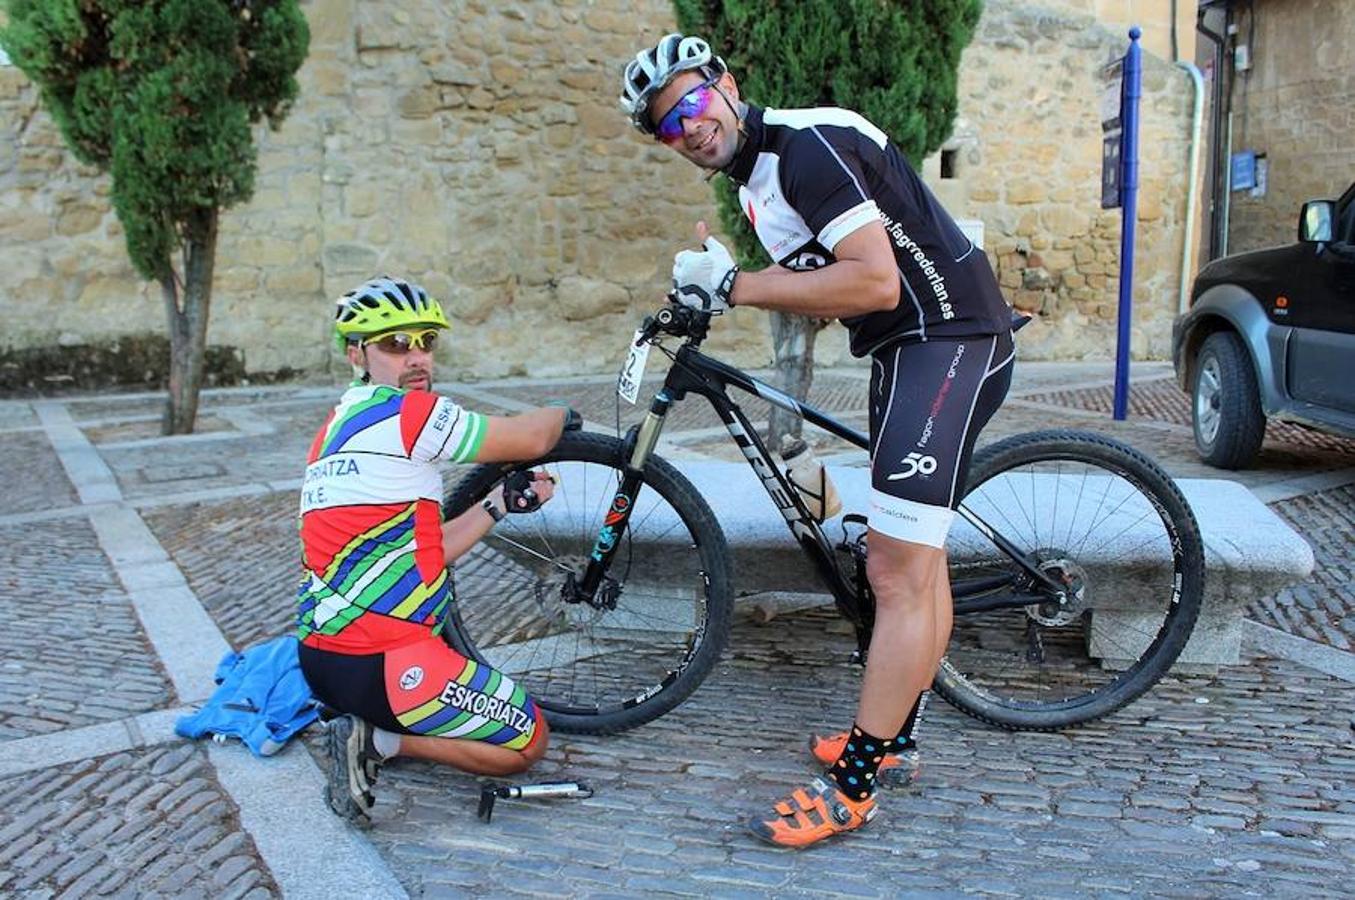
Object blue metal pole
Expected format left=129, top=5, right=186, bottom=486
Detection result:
left=1113, top=27, right=1142, bottom=421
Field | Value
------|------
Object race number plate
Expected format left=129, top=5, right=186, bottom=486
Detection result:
left=616, top=329, right=650, bottom=405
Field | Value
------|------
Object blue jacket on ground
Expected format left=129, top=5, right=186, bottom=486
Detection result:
left=175, top=635, right=319, bottom=757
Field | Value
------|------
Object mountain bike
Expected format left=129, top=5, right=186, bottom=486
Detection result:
left=443, top=303, right=1204, bottom=735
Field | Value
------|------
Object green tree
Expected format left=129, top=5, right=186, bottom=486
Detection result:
left=1, top=0, right=309, bottom=433
left=673, top=0, right=982, bottom=443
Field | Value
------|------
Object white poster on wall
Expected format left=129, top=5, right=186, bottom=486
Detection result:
left=1250, top=155, right=1268, bottom=198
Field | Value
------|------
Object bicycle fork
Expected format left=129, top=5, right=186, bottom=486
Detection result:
left=572, top=392, right=673, bottom=602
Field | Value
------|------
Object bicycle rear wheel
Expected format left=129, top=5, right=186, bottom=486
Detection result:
left=441, top=432, right=732, bottom=735
left=934, top=429, right=1204, bottom=730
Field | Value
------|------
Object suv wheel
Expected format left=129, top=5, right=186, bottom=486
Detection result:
left=1192, top=331, right=1266, bottom=469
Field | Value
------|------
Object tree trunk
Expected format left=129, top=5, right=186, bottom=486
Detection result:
left=766, top=311, right=819, bottom=450
left=160, top=208, right=219, bottom=435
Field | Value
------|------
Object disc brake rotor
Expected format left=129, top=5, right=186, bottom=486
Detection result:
left=534, top=554, right=610, bottom=628
left=1025, top=554, right=1088, bottom=627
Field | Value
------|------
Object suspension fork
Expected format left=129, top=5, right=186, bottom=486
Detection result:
left=574, top=391, right=672, bottom=599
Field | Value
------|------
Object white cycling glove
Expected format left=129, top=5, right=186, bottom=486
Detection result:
left=672, top=235, right=739, bottom=314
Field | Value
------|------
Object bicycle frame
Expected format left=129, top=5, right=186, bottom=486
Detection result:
left=577, top=328, right=1068, bottom=655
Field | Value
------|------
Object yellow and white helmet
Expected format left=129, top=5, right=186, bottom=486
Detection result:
left=333, top=275, right=449, bottom=349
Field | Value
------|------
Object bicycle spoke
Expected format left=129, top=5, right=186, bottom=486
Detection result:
left=443, top=437, right=729, bottom=727
left=939, top=434, right=1201, bottom=728
left=482, top=532, right=573, bottom=572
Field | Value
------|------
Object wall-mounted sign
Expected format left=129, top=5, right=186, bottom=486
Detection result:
left=1230, top=151, right=1257, bottom=192
left=1100, top=58, right=1125, bottom=210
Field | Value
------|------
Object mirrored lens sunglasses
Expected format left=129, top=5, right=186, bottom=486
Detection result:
left=654, top=79, right=719, bottom=143
left=362, top=329, right=440, bottom=354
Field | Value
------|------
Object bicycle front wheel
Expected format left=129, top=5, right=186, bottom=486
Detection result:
left=441, top=432, right=733, bottom=735
left=934, top=429, right=1204, bottom=730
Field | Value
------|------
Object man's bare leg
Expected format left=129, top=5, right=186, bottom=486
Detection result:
left=854, top=530, right=948, bottom=738
left=932, top=555, right=954, bottom=667
left=388, top=717, right=550, bottom=776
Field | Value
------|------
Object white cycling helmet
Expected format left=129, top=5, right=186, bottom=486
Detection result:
left=619, top=33, right=727, bottom=135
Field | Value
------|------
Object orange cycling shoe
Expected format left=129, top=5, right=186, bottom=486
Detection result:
left=747, top=777, right=878, bottom=848
left=808, top=731, right=921, bottom=788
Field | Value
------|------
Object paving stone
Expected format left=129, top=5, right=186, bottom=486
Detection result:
left=141, top=492, right=300, bottom=649
left=337, top=602, right=1355, bottom=895
left=0, top=747, right=278, bottom=898
left=0, top=518, right=171, bottom=738
left=0, top=430, right=80, bottom=514
left=1250, top=484, right=1355, bottom=651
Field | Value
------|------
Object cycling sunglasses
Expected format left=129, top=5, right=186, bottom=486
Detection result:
left=362, top=329, right=440, bottom=354
left=653, top=78, right=720, bottom=143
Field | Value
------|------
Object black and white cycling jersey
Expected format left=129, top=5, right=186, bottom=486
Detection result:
left=724, top=105, right=1012, bottom=356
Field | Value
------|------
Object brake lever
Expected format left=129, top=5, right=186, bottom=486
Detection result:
left=637, top=315, right=660, bottom=346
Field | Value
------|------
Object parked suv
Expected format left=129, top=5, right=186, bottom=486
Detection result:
left=1173, top=182, right=1355, bottom=468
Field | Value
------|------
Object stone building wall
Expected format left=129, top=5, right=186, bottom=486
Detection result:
left=1223, top=0, right=1355, bottom=255
left=932, top=0, right=1194, bottom=359
left=1033, top=0, right=1194, bottom=60
left=0, top=0, right=1194, bottom=384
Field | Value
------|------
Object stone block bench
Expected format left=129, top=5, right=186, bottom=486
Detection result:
left=665, top=461, right=1315, bottom=669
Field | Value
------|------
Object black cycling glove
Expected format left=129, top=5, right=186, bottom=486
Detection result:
left=502, top=469, right=546, bottom=513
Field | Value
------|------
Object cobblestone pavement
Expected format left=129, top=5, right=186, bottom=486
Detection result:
left=1252, top=485, right=1355, bottom=650
left=1024, top=377, right=1355, bottom=455
left=0, top=431, right=79, bottom=514
left=359, top=609, right=1355, bottom=897
left=142, top=493, right=303, bottom=650
left=0, top=744, right=276, bottom=898
left=0, top=517, right=170, bottom=740
left=1, top=362, right=1353, bottom=897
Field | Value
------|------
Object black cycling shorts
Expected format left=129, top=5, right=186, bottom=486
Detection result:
left=867, top=330, right=1014, bottom=546
left=299, top=636, right=541, bottom=751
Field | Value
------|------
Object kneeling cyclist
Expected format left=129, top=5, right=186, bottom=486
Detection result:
left=298, top=275, right=576, bottom=819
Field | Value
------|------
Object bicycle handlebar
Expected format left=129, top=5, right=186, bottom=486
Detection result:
left=636, top=298, right=712, bottom=348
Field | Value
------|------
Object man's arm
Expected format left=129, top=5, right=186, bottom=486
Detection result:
left=472, top=407, right=568, bottom=463
left=729, top=220, right=900, bottom=319
left=441, top=502, right=496, bottom=562
left=441, top=472, right=555, bottom=561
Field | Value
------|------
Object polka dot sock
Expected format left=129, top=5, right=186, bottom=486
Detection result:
left=895, top=690, right=929, bottom=750
left=826, top=723, right=897, bottom=801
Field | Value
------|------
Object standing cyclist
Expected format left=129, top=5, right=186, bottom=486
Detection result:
left=299, top=275, right=576, bottom=819
left=619, top=35, right=1015, bottom=847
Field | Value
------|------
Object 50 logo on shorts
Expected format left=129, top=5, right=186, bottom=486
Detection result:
left=887, top=452, right=938, bottom=481
left=439, top=680, right=534, bottom=733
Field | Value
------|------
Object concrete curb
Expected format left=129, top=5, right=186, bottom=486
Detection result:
left=210, top=742, right=409, bottom=900
left=1245, top=620, right=1355, bottom=683
left=0, top=707, right=191, bottom=779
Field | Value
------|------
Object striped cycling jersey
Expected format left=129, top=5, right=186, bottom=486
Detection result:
left=725, top=105, right=1011, bottom=356
left=296, top=382, right=487, bottom=655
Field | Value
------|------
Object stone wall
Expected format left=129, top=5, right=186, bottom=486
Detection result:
left=1223, top=0, right=1355, bottom=255
left=1034, top=0, right=1194, bottom=60
left=1, top=0, right=1195, bottom=384
left=932, top=0, right=1194, bottom=359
